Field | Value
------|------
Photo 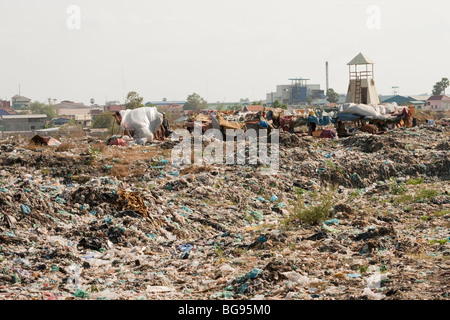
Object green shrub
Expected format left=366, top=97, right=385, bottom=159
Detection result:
left=286, top=192, right=335, bottom=226
left=390, top=178, right=407, bottom=195
left=435, top=209, right=450, bottom=217
left=406, top=177, right=424, bottom=185
left=415, top=189, right=439, bottom=202
left=392, top=194, right=414, bottom=204
left=293, top=187, right=307, bottom=196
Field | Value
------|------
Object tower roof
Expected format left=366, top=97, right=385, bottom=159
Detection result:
left=347, top=53, right=375, bottom=65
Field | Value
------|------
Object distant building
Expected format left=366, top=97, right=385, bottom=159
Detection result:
left=368, top=94, right=428, bottom=110
left=156, top=104, right=184, bottom=119
left=74, top=115, right=92, bottom=127
left=89, top=108, right=103, bottom=117
left=11, top=95, right=31, bottom=110
left=0, top=107, right=18, bottom=116
left=104, top=104, right=126, bottom=113
left=53, top=117, right=72, bottom=126
left=0, top=114, right=47, bottom=132
left=381, top=95, right=413, bottom=105
left=243, top=105, right=263, bottom=113
left=207, top=102, right=243, bottom=110
left=55, top=100, right=90, bottom=109
left=55, top=100, right=92, bottom=119
left=147, top=101, right=186, bottom=107
left=312, top=95, right=347, bottom=108
left=266, top=78, right=324, bottom=106
left=407, top=95, right=430, bottom=110
left=1, top=100, right=11, bottom=109
left=426, top=95, right=450, bottom=111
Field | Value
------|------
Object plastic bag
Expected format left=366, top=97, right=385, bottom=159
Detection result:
left=119, top=107, right=164, bottom=144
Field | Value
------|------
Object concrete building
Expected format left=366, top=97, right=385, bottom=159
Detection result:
left=11, top=95, right=31, bottom=110
left=266, top=78, right=324, bottom=106
left=55, top=100, right=92, bottom=119
left=1, top=100, right=11, bottom=109
left=0, top=114, right=47, bottom=132
left=426, top=95, right=450, bottom=111
left=104, top=104, right=126, bottom=113
left=74, top=115, right=92, bottom=127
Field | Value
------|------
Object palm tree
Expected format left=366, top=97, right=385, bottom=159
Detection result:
left=441, top=78, right=449, bottom=95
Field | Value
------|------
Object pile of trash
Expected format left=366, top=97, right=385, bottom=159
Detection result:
left=0, top=124, right=448, bottom=300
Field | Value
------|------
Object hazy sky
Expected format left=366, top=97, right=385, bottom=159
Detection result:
left=0, top=0, right=449, bottom=104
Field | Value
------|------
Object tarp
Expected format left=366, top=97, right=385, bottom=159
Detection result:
left=307, top=116, right=334, bottom=126
left=337, top=113, right=360, bottom=122
left=119, top=107, right=164, bottom=144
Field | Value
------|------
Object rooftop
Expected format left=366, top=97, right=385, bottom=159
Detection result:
left=347, top=52, right=375, bottom=65
left=1, top=114, right=47, bottom=120
left=427, top=95, right=450, bottom=101
left=244, top=105, right=263, bottom=112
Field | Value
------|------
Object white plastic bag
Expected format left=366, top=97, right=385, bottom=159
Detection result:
left=119, top=107, right=164, bottom=144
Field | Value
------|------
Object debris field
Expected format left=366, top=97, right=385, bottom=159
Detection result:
left=0, top=125, right=449, bottom=300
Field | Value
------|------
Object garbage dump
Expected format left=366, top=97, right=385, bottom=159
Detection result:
left=0, top=121, right=448, bottom=301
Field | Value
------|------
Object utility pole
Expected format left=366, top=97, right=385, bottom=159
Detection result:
left=326, top=61, right=329, bottom=93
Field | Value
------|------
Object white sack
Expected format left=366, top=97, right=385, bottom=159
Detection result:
left=339, top=103, right=381, bottom=117
left=119, top=107, right=163, bottom=144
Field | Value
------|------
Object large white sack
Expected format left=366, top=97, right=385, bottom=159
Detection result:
left=383, top=102, right=400, bottom=114
left=339, top=103, right=380, bottom=117
left=119, top=107, right=163, bottom=144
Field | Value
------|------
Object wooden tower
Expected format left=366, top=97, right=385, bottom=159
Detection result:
left=345, top=53, right=380, bottom=105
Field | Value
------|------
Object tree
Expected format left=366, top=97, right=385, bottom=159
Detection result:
left=183, top=93, right=207, bottom=111
left=326, top=88, right=340, bottom=104
left=441, top=78, right=449, bottom=95
left=230, top=104, right=242, bottom=111
left=125, top=91, right=145, bottom=110
left=432, top=78, right=449, bottom=96
left=91, top=111, right=115, bottom=130
left=252, top=100, right=263, bottom=105
left=29, top=101, right=57, bottom=120
left=272, top=100, right=282, bottom=109
left=433, top=84, right=443, bottom=96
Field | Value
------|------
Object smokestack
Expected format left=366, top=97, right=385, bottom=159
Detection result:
left=325, top=61, right=329, bottom=93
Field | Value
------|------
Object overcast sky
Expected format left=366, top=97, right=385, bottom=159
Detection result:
left=0, top=0, right=449, bottom=104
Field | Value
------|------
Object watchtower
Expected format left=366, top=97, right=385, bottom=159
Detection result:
left=345, top=53, right=380, bottom=105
